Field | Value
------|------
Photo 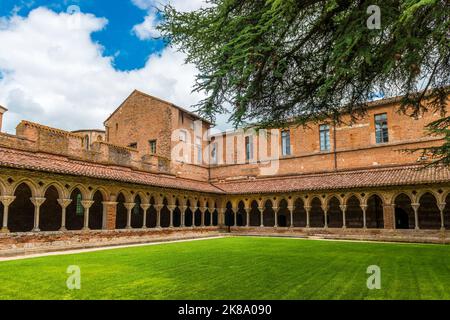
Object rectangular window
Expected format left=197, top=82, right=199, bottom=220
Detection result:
left=128, top=142, right=137, bottom=149
left=319, top=125, right=331, bottom=151
left=375, top=113, right=389, bottom=143
left=281, top=130, right=291, bottom=156
left=195, top=137, right=202, bottom=163
left=149, top=140, right=157, bottom=154
left=245, top=136, right=253, bottom=160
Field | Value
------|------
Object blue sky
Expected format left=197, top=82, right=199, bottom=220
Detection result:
left=0, top=0, right=165, bottom=71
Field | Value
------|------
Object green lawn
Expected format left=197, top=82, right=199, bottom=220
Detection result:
left=0, top=236, right=449, bottom=300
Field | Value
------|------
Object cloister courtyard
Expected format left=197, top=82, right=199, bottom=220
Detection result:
left=0, top=236, right=449, bottom=300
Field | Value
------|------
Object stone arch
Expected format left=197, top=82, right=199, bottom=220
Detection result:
left=67, top=184, right=89, bottom=201
left=343, top=193, right=363, bottom=206
left=394, top=193, right=414, bottom=229
left=0, top=178, right=7, bottom=195
left=185, top=199, right=194, bottom=227
left=160, top=197, right=171, bottom=228
left=444, top=193, right=450, bottom=230
left=173, top=200, right=182, bottom=227
left=328, top=196, right=343, bottom=228
left=310, top=197, right=325, bottom=228
left=115, top=192, right=128, bottom=229
left=263, top=199, right=275, bottom=227
left=89, top=190, right=104, bottom=230
left=204, top=207, right=211, bottom=226
left=194, top=200, right=202, bottom=226
left=66, top=188, right=85, bottom=231
left=236, top=200, right=246, bottom=226
left=9, top=182, right=35, bottom=232
left=416, top=189, right=440, bottom=204
left=40, top=185, right=62, bottom=231
left=346, top=195, right=363, bottom=228
left=366, top=194, right=384, bottom=228
left=42, top=182, right=66, bottom=200
left=249, top=200, right=260, bottom=226
left=293, top=198, right=307, bottom=227
left=130, top=194, right=144, bottom=228
left=277, top=199, right=290, bottom=227
left=418, top=192, right=441, bottom=230
left=146, top=196, right=157, bottom=228
left=12, top=179, right=37, bottom=198
left=224, top=201, right=234, bottom=227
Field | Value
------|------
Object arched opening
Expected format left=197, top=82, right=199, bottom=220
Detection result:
left=173, top=206, right=181, bottom=227
left=293, top=198, right=306, bottom=227
left=445, top=194, right=450, bottom=230
left=160, top=198, right=170, bottom=228
left=89, top=191, right=104, bottom=230
left=9, top=183, right=34, bottom=232
left=147, top=197, right=157, bottom=228
left=66, top=189, right=85, bottom=230
left=310, top=197, right=324, bottom=228
left=236, top=201, right=246, bottom=226
left=249, top=200, right=260, bottom=226
left=366, top=195, right=384, bottom=228
left=346, top=196, right=363, bottom=228
left=40, top=186, right=61, bottom=231
left=204, top=207, right=211, bottom=226
left=394, top=194, right=414, bottom=229
left=212, top=209, right=218, bottom=226
left=115, top=193, right=127, bottom=229
left=194, top=201, right=202, bottom=226
left=327, top=197, right=342, bottom=228
left=277, top=199, right=289, bottom=227
left=0, top=201, right=3, bottom=230
left=418, top=193, right=441, bottom=230
left=225, top=202, right=234, bottom=227
left=131, top=195, right=144, bottom=228
left=185, top=201, right=193, bottom=227
left=263, top=200, right=275, bottom=227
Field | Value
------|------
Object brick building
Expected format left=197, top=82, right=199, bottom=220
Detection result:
left=0, top=90, right=449, bottom=252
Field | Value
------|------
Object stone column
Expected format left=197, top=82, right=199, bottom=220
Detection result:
left=81, top=200, right=94, bottom=231
left=30, top=197, right=46, bottom=232
left=273, top=207, right=279, bottom=227
left=124, top=202, right=135, bottom=229
left=181, top=206, right=187, bottom=227
left=246, top=208, right=250, bottom=227
left=259, top=207, right=264, bottom=227
left=340, top=205, right=347, bottom=229
left=102, top=201, right=118, bottom=230
left=0, top=196, right=15, bottom=233
left=382, top=204, right=395, bottom=229
left=168, top=205, right=176, bottom=228
left=57, top=198, right=72, bottom=231
left=438, top=203, right=446, bottom=231
left=233, top=208, right=237, bottom=226
left=305, top=206, right=311, bottom=228
left=218, top=208, right=225, bottom=227
left=323, top=207, right=328, bottom=229
left=141, top=204, right=150, bottom=229
left=288, top=206, right=294, bottom=228
left=155, top=204, right=162, bottom=228
left=361, top=204, right=368, bottom=229
left=201, top=207, right=206, bottom=227
left=411, top=203, right=420, bottom=230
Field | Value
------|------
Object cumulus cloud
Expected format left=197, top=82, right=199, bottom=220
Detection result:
left=0, top=7, right=206, bottom=133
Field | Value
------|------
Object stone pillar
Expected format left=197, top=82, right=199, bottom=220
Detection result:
left=245, top=208, right=250, bottom=227
left=124, top=202, right=135, bottom=229
left=361, top=204, right=368, bottom=229
left=340, top=205, right=347, bottom=229
left=0, top=196, right=15, bottom=233
left=102, top=201, right=118, bottom=230
left=57, top=198, right=72, bottom=231
left=288, top=206, right=294, bottom=228
left=201, top=207, right=206, bottom=227
left=305, top=206, right=311, bottom=228
left=411, top=203, right=420, bottom=230
left=141, top=204, right=150, bottom=229
left=438, top=203, right=446, bottom=231
left=273, top=207, right=279, bottom=227
left=168, top=205, right=176, bottom=228
left=181, top=206, right=187, bottom=227
left=81, top=200, right=94, bottom=231
left=155, top=204, right=162, bottom=228
left=383, top=204, right=395, bottom=229
left=233, top=208, right=237, bottom=227
left=259, top=207, right=264, bottom=227
left=323, top=207, right=328, bottom=229
left=30, top=197, right=46, bottom=232
left=218, top=208, right=225, bottom=227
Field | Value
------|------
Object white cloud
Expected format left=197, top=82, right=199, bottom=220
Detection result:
left=132, top=8, right=161, bottom=40
left=0, top=7, right=207, bottom=133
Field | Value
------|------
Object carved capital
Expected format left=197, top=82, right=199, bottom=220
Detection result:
left=339, top=205, right=347, bottom=212
left=438, top=203, right=446, bottom=211
left=30, top=197, right=46, bottom=207
left=57, top=198, right=72, bottom=209
left=102, top=201, right=118, bottom=206
left=81, top=200, right=95, bottom=209
left=124, top=202, right=136, bottom=211
left=140, top=204, right=151, bottom=211
left=0, top=195, right=16, bottom=207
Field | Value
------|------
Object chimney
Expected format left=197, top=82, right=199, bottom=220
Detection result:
left=0, top=105, right=7, bottom=132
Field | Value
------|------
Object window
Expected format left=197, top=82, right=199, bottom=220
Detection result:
left=115, top=123, right=118, bottom=131
left=84, top=135, right=90, bottom=150
left=281, top=130, right=291, bottom=156
left=180, top=111, right=184, bottom=124
left=75, top=193, right=83, bottom=216
left=149, top=140, right=157, bottom=154
left=319, top=125, right=331, bottom=151
left=375, top=113, right=389, bottom=143
left=211, top=142, right=217, bottom=164
left=128, top=142, right=137, bottom=149
left=195, top=137, right=202, bottom=163
left=245, top=136, right=253, bottom=160
left=179, top=130, right=187, bottom=142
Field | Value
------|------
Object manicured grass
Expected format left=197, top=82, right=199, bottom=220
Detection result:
left=0, top=236, right=449, bottom=300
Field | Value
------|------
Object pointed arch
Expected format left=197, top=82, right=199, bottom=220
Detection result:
left=40, top=185, right=62, bottom=231
left=293, top=197, right=307, bottom=227
left=346, top=195, right=363, bottom=228
left=310, top=197, right=325, bottom=228
left=328, top=196, right=343, bottom=228
left=418, top=192, right=441, bottom=230
left=9, top=182, right=34, bottom=232
left=394, top=193, right=414, bottom=229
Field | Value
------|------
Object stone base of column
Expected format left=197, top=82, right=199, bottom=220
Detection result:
left=32, top=228, right=40, bottom=232
left=1, top=227, right=9, bottom=233
left=59, top=227, right=67, bottom=232
left=82, top=227, right=90, bottom=231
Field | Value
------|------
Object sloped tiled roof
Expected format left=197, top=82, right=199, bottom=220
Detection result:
left=0, top=147, right=223, bottom=194
left=212, top=165, right=450, bottom=194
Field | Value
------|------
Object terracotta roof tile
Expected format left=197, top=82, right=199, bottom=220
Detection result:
left=0, top=147, right=223, bottom=194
